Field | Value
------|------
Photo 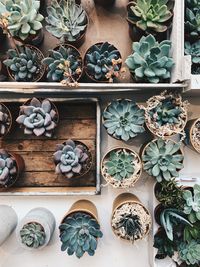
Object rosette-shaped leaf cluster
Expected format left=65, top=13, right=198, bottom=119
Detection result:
left=0, top=149, right=17, bottom=186
left=185, top=3, right=200, bottom=40
left=20, top=222, right=45, bottom=248
left=178, top=240, right=200, bottom=266
left=185, top=40, right=200, bottom=65
left=0, top=104, right=11, bottom=136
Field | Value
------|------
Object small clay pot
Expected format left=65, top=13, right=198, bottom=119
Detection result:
left=14, top=29, right=44, bottom=47
left=184, top=118, right=200, bottom=154
left=0, top=103, right=12, bottom=138
left=94, top=0, right=115, bottom=7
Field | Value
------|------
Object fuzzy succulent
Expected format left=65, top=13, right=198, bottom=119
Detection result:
left=59, top=212, right=103, bottom=258
left=142, top=139, right=184, bottom=182
left=127, top=0, right=174, bottom=34
left=0, top=104, right=11, bottom=137
left=185, top=40, right=200, bottom=65
left=0, top=149, right=17, bottom=186
left=45, top=0, right=87, bottom=42
left=20, top=222, right=45, bottom=248
left=3, top=46, right=41, bottom=82
left=178, top=240, right=200, bottom=266
left=54, top=139, right=90, bottom=178
left=85, top=42, right=122, bottom=82
left=183, top=184, right=200, bottom=223
left=125, top=34, right=174, bottom=83
left=103, top=99, right=145, bottom=141
left=16, top=98, right=58, bottom=137
left=43, top=45, right=82, bottom=82
left=185, top=7, right=200, bottom=40
left=0, top=0, right=43, bottom=40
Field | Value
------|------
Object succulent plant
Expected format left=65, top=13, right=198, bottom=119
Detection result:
left=184, top=222, right=200, bottom=243
left=16, top=98, right=58, bottom=137
left=59, top=212, right=103, bottom=258
left=183, top=184, right=200, bottom=223
left=0, top=149, right=17, bottom=186
left=186, top=0, right=200, bottom=10
left=0, top=0, right=43, bottom=40
left=178, top=240, right=200, bottom=266
left=125, top=34, right=174, bottom=83
left=185, top=7, right=200, bottom=40
left=3, top=46, right=42, bottom=82
left=103, top=99, right=145, bottom=141
left=142, top=139, right=184, bottom=182
left=45, top=0, right=87, bottom=42
left=185, top=41, right=200, bottom=65
left=54, top=139, right=90, bottom=178
left=160, top=208, right=192, bottom=241
left=127, top=0, right=174, bottom=34
left=43, top=45, right=82, bottom=82
left=0, top=104, right=11, bottom=137
left=154, top=229, right=175, bottom=259
left=20, top=222, right=45, bottom=248
left=85, top=42, right=122, bottom=82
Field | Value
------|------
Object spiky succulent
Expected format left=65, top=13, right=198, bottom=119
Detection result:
left=46, top=0, right=87, bottom=42
left=185, top=7, right=200, bottom=40
left=0, top=0, right=43, bottom=40
left=178, top=240, right=200, bottom=266
left=142, top=139, right=184, bottom=182
left=3, top=46, right=42, bottom=82
left=85, top=42, right=122, bottom=82
left=54, top=139, right=90, bottom=178
left=59, top=212, right=103, bottom=258
left=126, top=35, right=174, bottom=83
left=183, top=184, right=200, bottom=223
left=0, top=103, right=11, bottom=137
left=103, top=99, right=145, bottom=141
left=154, top=229, right=175, bottom=259
left=0, top=149, right=17, bottom=186
left=127, top=0, right=174, bottom=34
left=16, top=98, right=58, bottom=137
left=20, top=222, right=45, bottom=248
left=185, top=40, right=200, bottom=65
left=43, top=45, right=82, bottom=82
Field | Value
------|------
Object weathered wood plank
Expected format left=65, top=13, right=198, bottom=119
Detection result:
left=0, top=187, right=97, bottom=193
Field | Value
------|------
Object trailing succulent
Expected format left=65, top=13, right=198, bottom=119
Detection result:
left=185, top=41, right=200, bottom=66
left=43, top=45, right=82, bottom=82
left=0, top=0, right=43, bottom=40
left=0, top=149, right=17, bottom=186
left=142, top=139, right=184, bottom=182
left=178, top=240, right=200, bottom=266
left=103, top=99, right=145, bottom=141
left=127, top=0, right=174, bottom=34
left=59, top=212, right=103, bottom=258
left=125, top=34, right=174, bottom=83
left=185, top=6, right=200, bottom=40
left=54, top=139, right=90, bottom=178
left=3, top=46, right=41, bottom=82
left=20, top=222, right=45, bottom=248
left=85, top=42, right=122, bottom=82
left=16, top=98, right=58, bottom=137
left=0, top=104, right=11, bottom=137
left=46, top=0, right=87, bottom=42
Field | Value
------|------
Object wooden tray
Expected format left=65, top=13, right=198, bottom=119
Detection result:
left=0, top=98, right=101, bottom=196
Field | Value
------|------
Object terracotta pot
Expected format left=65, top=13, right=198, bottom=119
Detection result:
left=184, top=118, right=200, bottom=154
left=0, top=103, right=12, bottom=138
left=14, top=29, right=44, bottom=47
left=94, top=0, right=115, bottom=7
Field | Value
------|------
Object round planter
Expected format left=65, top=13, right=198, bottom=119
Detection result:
left=14, top=29, right=44, bottom=47
left=111, top=193, right=152, bottom=242
left=94, top=0, right=115, bottom=7
left=16, top=207, right=55, bottom=250
left=184, top=118, right=200, bottom=154
left=0, top=103, right=12, bottom=138
left=0, top=205, right=18, bottom=245
left=101, top=147, right=142, bottom=188
left=154, top=204, right=164, bottom=226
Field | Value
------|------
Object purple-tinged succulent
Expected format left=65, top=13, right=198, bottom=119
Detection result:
left=0, top=149, right=17, bottom=186
left=16, top=98, right=58, bottom=137
left=53, top=139, right=90, bottom=178
left=0, top=104, right=12, bottom=137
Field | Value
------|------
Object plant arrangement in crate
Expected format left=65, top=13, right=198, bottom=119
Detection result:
left=0, top=103, right=12, bottom=138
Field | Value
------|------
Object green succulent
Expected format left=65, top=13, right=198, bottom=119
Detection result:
left=20, top=222, right=45, bottom=248
left=185, top=7, right=200, bottom=40
left=160, top=208, right=192, bottom=241
left=142, top=139, right=184, bottom=182
left=125, top=34, right=174, bottom=83
left=183, top=184, right=200, bottom=223
left=184, top=222, right=200, bottom=243
left=127, top=0, right=174, bottom=33
left=3, top=46, right=41, bottom=81
left=0, top=149, right=17, bottom=186
left=46, top=0, right=87, bottom=42
left=85, top=42, right=121, bottom=82
left=192, top=65, right=200, bottom=74
left=185, top=41, right=200, bottom=65
left=178, top=240, right=200, bottom=266
left=103, top=99, right=145, bottom=141
left=59, top=212, right=103, bottom=258
left=0, top=0, right=43, bottom=41
left=186, top=0, right=200, bottom=10
left=43, top=45, right=82, bottom=82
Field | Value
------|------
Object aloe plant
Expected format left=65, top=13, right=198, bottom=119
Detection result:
left=59, top=212, right=103, bottom=258
left=0, top=149, right=17, bottom=186
left=178, top=240, right=200, bottom=266
left=103, top=99, right=145, bottom=141
left=142, top=139, right=184, bottom=182
left=125, top=34, right=174, bottom=83
left=0, top=104, right=11, bottom=137
left=20, top=222, right=45, bottom=248
left=185, top=41, right=200, bottom=65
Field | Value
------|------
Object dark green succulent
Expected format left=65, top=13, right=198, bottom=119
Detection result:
left=185, top=41, right=200, bottom=65
left=20, top=222, right=45, bottom=248
left=43, top=45, right=82, bottom=82
left=103, top=99, right=145, bottom=141
left=178, top=240, right=200, bottom=266
left=85, top=42, right=122, bottom=82
left=154, top=229, right=175, bottom=259
left=59, top=212, right=103, bottom=258
left=184, top=222, right=200, bottom=243
left=185, top=7, right=200, bottom=40
left=186, top=0, right=200, bottom=10
left=3, top=46, right=41, bottom=81
left=125, top=34, right=174, bottom=83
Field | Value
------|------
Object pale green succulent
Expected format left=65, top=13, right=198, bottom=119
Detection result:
left=178, top=240, right=200, bottom=266
left=185, top=41, right=200, bottom=65
left=20, top=222, right=45, bottom=248
left=0, top=0, right=43, bottom=40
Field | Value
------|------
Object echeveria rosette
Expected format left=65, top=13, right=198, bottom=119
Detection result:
left=185, top=41, right=200, bottom=65
left=185, top=7, right=200, bottom=40
left=178, top=240, right=200, bottom=266
left=103, top=99, right=145, bottom=141
left=0, top=149, right=17, bottom=186
left=59, top=212, right=103, bottom=258
left=142, top=139, right=184, bottom=182
left=0, top=104, right=11, bottom=137
left=16, top=98, right=58, bottom=137
left=54, top=139, right=90, bottom=178
left=20, top=222, right=45, bottom=248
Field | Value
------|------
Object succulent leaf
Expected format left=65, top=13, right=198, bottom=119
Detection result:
left=20, top=222, right=45, bottom=248
left=0, top=149, right=17, bottom=186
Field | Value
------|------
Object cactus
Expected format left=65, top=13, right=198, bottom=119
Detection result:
left=20, top=222, right=45, bottom=248
left=0, top=104, right=11, bottom=137
left=0, top=149, right=17, bottom=186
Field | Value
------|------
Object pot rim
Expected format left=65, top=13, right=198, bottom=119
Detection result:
left=189, top=118, right=200, bottom=153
